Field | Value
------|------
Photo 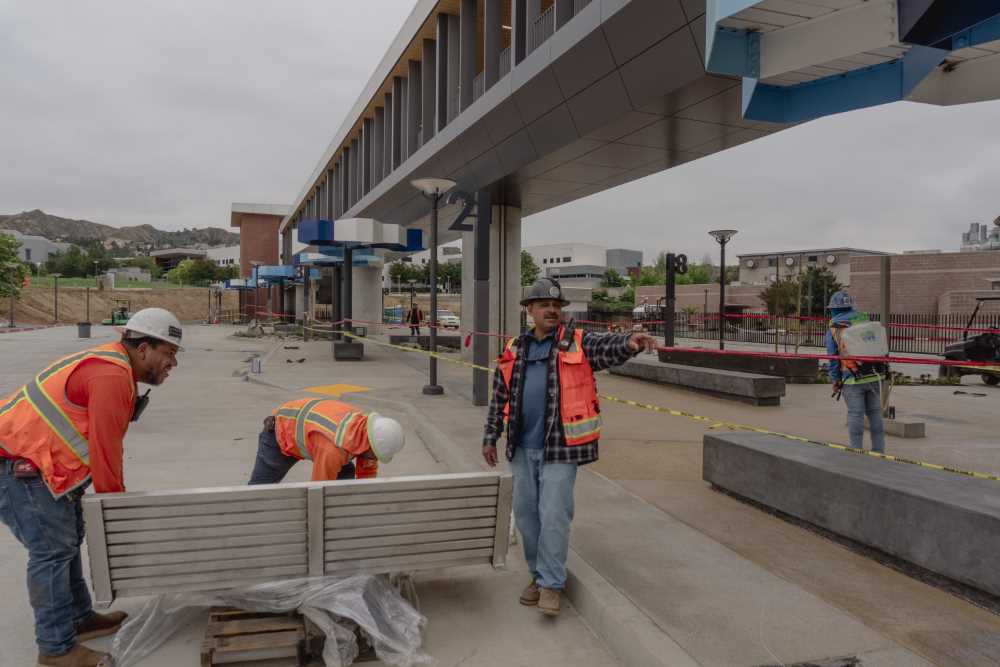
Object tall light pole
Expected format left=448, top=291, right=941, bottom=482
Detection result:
left=708, top=230, right=737, bottom=350
left=51, top=273, right=62, bottom=324
left=250, top=260, right=263, bottom=321
left=411, top=177, right=456, bottom=396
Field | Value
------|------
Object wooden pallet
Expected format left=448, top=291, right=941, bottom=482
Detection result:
left=201, top=608, right=310, bottom=667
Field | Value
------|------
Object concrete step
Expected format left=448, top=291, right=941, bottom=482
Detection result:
left=659, top=347, right=820, bottom=383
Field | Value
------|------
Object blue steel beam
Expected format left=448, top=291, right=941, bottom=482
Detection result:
left=899, top=0, right=1000, bottom=49
left=742, top=45, right=947, bottom=124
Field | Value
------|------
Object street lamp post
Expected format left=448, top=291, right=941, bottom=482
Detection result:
left=708, top=230, right=737, bottom=350
left=411, top=177, right=456, bottom=396
left=51, top=273, right=62, bottom=324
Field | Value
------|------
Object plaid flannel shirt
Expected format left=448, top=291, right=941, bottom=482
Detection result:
left=482, top=330, right=637, bottom=465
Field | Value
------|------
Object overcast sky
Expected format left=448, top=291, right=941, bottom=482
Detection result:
left=2, top=1, right=997, bottom=263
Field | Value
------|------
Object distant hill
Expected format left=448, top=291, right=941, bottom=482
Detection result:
left=0, top=209, right=239, bottom=249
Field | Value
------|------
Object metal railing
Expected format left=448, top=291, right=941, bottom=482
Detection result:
left=529, top=5, right=556, bottom=54
left=472, top=72, right=485, bottom=101
left=574, top=0, right=592, bottom=13
left=499, top=47, right=512, bottom=79
left=581, top=309, right=1000, bottom=356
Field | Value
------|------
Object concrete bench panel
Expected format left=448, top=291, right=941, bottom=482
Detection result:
left=84, top=472, right=512, bottom=606
left=659, top=348, right=819, bottom=383
left=703, top=432, right=1000, bottom=596
left=610, top=356, right=785, bottom=406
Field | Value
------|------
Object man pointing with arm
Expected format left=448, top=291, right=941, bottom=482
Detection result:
left=482, top=278, right=656, bottom=617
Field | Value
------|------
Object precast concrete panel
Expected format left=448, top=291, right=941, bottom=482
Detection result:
left=422, top=40, right=436, bottom=144
left=484, top=0, right=502, bottom=89
left=601, top=0, right=687, bottom=67
left=460, top=0, right=477, bottom=110
left=373, top=107, right=385, bottom=187
left=435, top=13, right=449, bottom=132
left=619, top=27, right=704, bottom=111
left=408, top=60, right=421, bottom=155
left=363, top=118, right=374, bottom=194
left=384, top=92, right=394, bottom=180
left=391, top=78, right=403, bottom=169
left=448, top=14, right=461, bottom=121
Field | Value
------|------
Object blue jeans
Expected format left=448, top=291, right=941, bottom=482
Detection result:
left=0, top=459, right=92, bottom=655
left=843, top=382, right=886, bottom=453
left=248, top=430, right=354, bottom=484
left=510, top=447, right=578, bottom=591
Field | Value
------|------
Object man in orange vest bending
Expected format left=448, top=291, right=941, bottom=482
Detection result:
left=482, top=278, right=656, bottom=617
left=0, top=307, right=183, bottom=667
left=248, top=398, right=405, bottom=484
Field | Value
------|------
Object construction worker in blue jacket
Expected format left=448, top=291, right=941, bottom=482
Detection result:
left=826, top=291, right=886, bottom=453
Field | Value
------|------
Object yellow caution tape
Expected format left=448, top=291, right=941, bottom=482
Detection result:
left=326, top=330, right=1000, bottom=483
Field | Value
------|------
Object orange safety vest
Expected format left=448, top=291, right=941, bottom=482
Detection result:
left=272, top=398, right=374, bottom=465
left=497, top=327, right=602, bottom=447
left=0, top=342, right=135, bottom=497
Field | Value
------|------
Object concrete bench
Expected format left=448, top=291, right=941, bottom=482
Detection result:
left=659, top=348, right=819, bottom=383
left=83, top=472, right=513, bottom=606
left=388, top=335, right=462, bottom=350
left=703, top=432, right=1000, bottom=597
left=610, top=356, right=785, bottom=406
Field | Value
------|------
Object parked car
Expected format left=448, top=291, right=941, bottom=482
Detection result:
left=437, top=310, right=460, bottom=329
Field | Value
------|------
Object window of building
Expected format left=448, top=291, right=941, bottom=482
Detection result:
left=563, top=256, right=571, bottom=262
left=767, top=258, right=776, bottom=267
left=24, top=249, right=31, bottom=261
left=807, top=255, right=818, bottom=262
left=542, top=258, right=547, bottom=264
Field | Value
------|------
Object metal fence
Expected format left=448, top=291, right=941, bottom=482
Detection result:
left=499, top=47, right=512, bottom=79
left=580, top=310, right=1000, bottom=356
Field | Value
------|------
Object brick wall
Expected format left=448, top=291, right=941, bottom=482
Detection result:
left=850, top=252, right=1000, bottom=314
left=938, top=290, right=1000, bottom=315
left=239, top=215, right=281, bottom=278
left=636, top=284, right=764, bottom=312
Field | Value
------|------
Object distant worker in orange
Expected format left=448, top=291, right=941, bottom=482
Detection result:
left=248, top=398, right=405, bottom=484
left=0, top=308, right=183, bottom=667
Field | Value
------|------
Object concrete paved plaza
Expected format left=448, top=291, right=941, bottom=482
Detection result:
left=1, top=325, right=998, bottom=665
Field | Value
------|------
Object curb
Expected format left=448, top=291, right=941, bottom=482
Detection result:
left=565, top=551, right=701, bottom=667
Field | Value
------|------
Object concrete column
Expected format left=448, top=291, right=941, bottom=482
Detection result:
left=363, top=118, right=373, bottom=195
left=484, top=0, right=502, bottom=89
left=422, top=39, right=436, bottom=144
left=383, top=92, right=393, bottom=179
left=448, top=15, right=461, bottom=120
left=435, top=13, right=449, bottom=132
left=333, top=162, right=342, bottom=218
left=407, top=66, right=420, bottom=158
left=490, top=204, right=522, bottom=350
left=460, top=189, right=494, bottom=404
left=555, top=0, right=573, bottom=29
left=512, top=0, right=527, bottom=66
left=331, top=265, right=342, bottom=341
left=460, top=0, right=477, bottom=108
left=351, top=265, right=384, bottom=335
left=391, top=78, right=403, bottom=169
left=373, top=107, right=385, bottom=187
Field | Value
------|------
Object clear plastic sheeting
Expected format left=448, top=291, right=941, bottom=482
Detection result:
left=110, top=574, right=430, bottom=667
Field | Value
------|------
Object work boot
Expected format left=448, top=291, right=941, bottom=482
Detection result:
left=519, top=580, right=540, bottom=606
left=75, top=610, right=128, bottom=641
left=538, top=587, right=561, bottom=617
left=38, top=643, right=111, bottom=667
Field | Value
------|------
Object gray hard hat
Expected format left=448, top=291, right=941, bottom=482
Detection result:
left=520, top=277, right=569, bottom=307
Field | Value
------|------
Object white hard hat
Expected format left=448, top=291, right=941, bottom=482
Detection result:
left=368, top=414, right=405, bottom=463
left=122, top=308, right=184, bottom=350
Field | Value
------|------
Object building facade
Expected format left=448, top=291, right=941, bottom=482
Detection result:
left=606, top=248, right=643, bottom=275
left=736, top=248, right=886, bottom=287
left=206, top=245, right=240, bottom=268
left=0, top=229, right=70, bottom=265
left=524, top=243, right=642, bottom=289
left=851, top=251, right=1000, bottom=315
left=960, top=219, right=1000, bottom=252
left=230, top=203, right=290, bottom=279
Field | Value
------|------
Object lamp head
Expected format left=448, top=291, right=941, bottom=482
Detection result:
left=410, top=178, right=457, bottom=198
left=708, top=229, right=738, bottom=245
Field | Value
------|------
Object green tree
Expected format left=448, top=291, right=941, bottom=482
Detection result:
left=676, top=263, right=714, bottom=285
left=759, top=278, right=801, bottom=316
left=123, top=255, right=162, bottom=279
left=637, top=265, right=663, bottom=286
left=214, top=264, right=240, bottom=281
left=438, top=260, right=463, bottom=291
left=0, top=233, right=29, bottom=298
left=600, top=268, right=627, bottom=288
left=521, top=250, right=540, bottom=286
left=45, top=245, right=89, bottom=277
left=166, top=258, right=218, bottom=286
left=798, top=266, right=843, bottom=316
